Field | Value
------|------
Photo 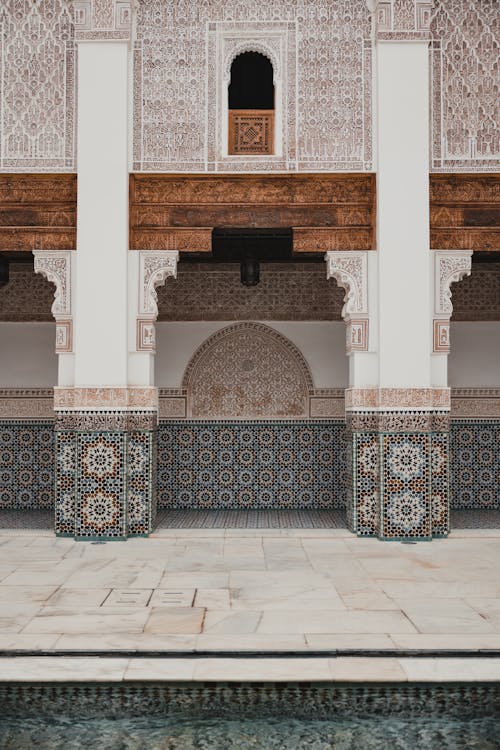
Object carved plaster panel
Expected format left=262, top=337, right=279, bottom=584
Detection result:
left=325, top=252, right=368, bottom=318
left=138, top=250, right=179, bottom=318
left=325, top=251, right=369, bottom=354
left=183, top=322, right=313, bottom=419
left=33, top=251, right=72, bottom=317
left=435, top=250, right=473, bottom=317
left=373, top=0, right=431, bottom=40
left=133, top=0, right=372, bottom=172
left=53, top=386, right=158, bottom=411
left=345, top=387, right=451, bottom=412
left=430, top=0, right=500, bottom=173
left=0, top=0, right=76, bottom=172
left=73, top=0, right=134, bottom=40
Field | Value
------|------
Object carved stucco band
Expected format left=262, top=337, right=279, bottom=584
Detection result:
left=137, top=250, right=178, bottom=352
left=325, top=251, right=369, bottom=353
left=433, top=249, right=472, bottom=353
left=33, top=250, right=73, bottom=353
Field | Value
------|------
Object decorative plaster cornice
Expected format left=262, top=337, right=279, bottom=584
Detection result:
left=325, top=251, right=368, bottom=318
left=33, top=250, right=72, bottom=317
left=345, top=387, right=451, bottom=412
left=53, top=387, right=158, bottom=411
left=139, top=250, right=179, bottom=318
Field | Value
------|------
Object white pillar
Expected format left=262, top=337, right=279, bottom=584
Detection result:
left=377, top=42, right=431, bottom=387
left=75, top=41, right=129, bottom=387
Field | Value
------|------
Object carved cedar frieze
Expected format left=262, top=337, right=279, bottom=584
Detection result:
left=130, top=174, right=376, bottom=253
left=430, top=175, right=500, bottom=251
left=0, top=175, right=77, bottom=251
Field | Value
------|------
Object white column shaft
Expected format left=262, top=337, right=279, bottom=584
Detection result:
left=75, top=42, right=129, bottom=387
left=377, top=42, right=431, bottom=388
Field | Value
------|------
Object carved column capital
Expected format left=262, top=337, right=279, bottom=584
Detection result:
left=137, top=250, right=178, bottom=352
left=325, top=251, right=369, bottom=354
left=33, top=250, right=73, bottom=353
left=433, top=249, right=472, bottom=353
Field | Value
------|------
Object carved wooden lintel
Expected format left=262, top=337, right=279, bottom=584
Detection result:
left=129, top=174, right=376, bottom=253
left=0, top=175, right=77, bottom=251
left=430, top=174, right=500, bottom=251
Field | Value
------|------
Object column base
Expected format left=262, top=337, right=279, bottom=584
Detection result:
left=347, top=412, right=450, bottom=541
left=55, top=412, right=157, bottom=540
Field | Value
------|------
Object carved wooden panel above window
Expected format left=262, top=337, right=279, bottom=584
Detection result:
left=229, top=110, right=274, bottom=156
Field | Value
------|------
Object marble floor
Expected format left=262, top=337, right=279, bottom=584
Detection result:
left=0, top=527, right=499, bottom=680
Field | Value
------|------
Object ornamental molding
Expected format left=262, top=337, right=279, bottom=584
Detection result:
left=369, top=0, right=431, bottom=41
left=53, top=386, right=158, bottom=411
left=139, top=250, right=179, bottom=318
left=33, top=250, right=72, bottom=317
left=345, top=387, right=451, bottom=412
left=435, top=250, right=473, bottom=316
left=325, top=251, right=368, bottom=318
left=223, top=39, right=280, bottom=82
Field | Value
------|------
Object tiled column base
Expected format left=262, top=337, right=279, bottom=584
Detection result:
left=55, top=412, right=157, bottom=540
left=347, top=412, right=450, bottom=541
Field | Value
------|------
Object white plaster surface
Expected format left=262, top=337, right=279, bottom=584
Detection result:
left=0, top=323, right=57, bottom=386
left=75, top=42, right=129, bottom=387
left=449, top=322, right=500, bottom=387
left=155, top=321, right=348, bottom=388
left=376, top=42, right=431, bottom=387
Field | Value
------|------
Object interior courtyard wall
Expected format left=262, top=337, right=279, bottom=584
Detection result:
left=155, top=322, right=348, bottom=390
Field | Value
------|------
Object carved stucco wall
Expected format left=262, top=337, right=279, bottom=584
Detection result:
left=182, top=323, right=313, bottom=419
left=133, top=0, right=372, bottom=172
left=430, top=0, right=500, bottom=172
left=0, top=0, right=75, bottom=172
left=0, top=1, right=498, bottom=173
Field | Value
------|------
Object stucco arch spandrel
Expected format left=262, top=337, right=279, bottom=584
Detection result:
left=183, top=323, right=313, bottom=419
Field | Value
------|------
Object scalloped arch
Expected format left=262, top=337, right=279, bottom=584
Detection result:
left=224, top=44, right=279, bottom=82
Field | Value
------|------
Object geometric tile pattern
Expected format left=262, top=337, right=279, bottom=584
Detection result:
left=157, top=421, right=347, bottom=509
left=450, top=421, right=500, bottom=509
left=75, top=432, right=126, bottom=539
left=380, top=433, right=432, bottom=540
left=351, top=432, right=379, bottom=536
left=431, top=432, right=450, bottom=536
left=127, top=431, right=156, bottom=536
left=55, top=428, right=157, bottom=539
left=0, top=422, right=54, bottom=509
left=156, top=508, right=348, bottom=529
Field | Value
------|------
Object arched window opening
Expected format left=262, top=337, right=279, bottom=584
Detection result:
left=228, top=52, right=275, bottom=156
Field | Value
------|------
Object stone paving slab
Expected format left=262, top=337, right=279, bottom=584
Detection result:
left=0, top=530, right=499, bottom=674
left=0, top=656, right=500, bottom=683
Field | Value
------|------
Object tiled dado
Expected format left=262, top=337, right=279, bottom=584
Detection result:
left=347, top=412, right=450, bottom=540
left=157, top=421, right=347, bottom=510
left=55, top=412, right=157, bottom=540
left=0, top=422, right=54, bottom=509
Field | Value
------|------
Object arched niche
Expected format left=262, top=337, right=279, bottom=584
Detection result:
left=227, top=51, right=275, bottom=155
left=182, top=322, right=313, bottom=419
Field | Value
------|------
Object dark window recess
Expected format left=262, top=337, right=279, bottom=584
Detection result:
left=228, top=52, right=274, bottom=110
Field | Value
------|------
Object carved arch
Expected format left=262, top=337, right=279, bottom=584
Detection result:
left=33, top=250, right=72, bottom=317
left=435, top=250, right=473, bottom=316
left=139, top=250, right=179, bottom=317
left=182, top=322, right=314, bottom=419
left=325, top=251, right=368, bottom=318
left=224, top=44, right=279, bottom=83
